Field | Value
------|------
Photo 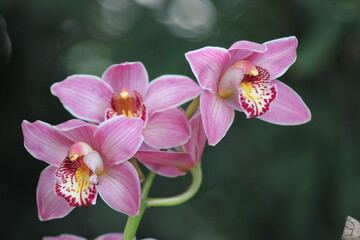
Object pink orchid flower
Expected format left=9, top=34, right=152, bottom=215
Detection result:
left=51, top=62, right=202, bottom=149
left=22, top=117, right=144, bottom=221
left=185, top=36, right=311, bottom=145
left=43, top=233, right=156, bottom=240
left=135, top=110, right=206, bottom=177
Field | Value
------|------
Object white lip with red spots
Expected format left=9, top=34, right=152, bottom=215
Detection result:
left=239, top=66, right=277, bottom=118
left=55, top=142, right=100, bottom=207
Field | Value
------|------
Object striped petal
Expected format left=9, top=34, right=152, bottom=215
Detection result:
left=98, top=161, right=141, bottom=216
left=145, top=75, right=201, bottom=116
left=247, top=36, right=298, bottom=79
left=37, top=166, right=75, bottom=221
left=95, top=116, right=144, bottom=167
left=22, top=120, right=74, bottom=166
left=185, top=47, right=231, bottom=93
left=135, top=150, right=194, bottom=177
left=51, top=75, right=113, bottom=123
left=102, top=62, right=149, bottom=96
left=257, top=80, right=311, bottom=125
left=143, top=108, right=191, bottom=149
left=200, top=91, right=234, bottom=146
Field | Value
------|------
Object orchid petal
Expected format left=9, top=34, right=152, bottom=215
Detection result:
left=143, top=108, right=191, bottom=149
left=98, top=161, right=141, bottom=216
left=95, top=233, right=124, bottom=240
left=135, top=150, right=194, bottom=177
left=55, top=119, right=96, bottom=130
left=145, top=75, right=201, bottom=115
left=37, top=166, right=75, bottom=221
left=22, top=120, right=73, bottom=166
left=43, top=234, right=86, bottom=240
left=55, top=120, right=99, bottom=151
left=51, top=75, right=113, bottom=123
left=228, top=40, right=267, bottom=64
left=200, top=91, right=234, bottom=146
left=183, top=111, right=207, bottom=165
left=223, top=94, right=242, bottom=112
left=95, top=116, right=144, bottom=167
left=185, top=47, right=231, bottom=93
left=257, top=80, right=311, bottom=125
left=247, top=36, right=298, bottom=79
left=102, top=62, right=149, bottom=96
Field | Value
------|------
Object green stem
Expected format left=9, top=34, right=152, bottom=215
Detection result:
left=147, top=164, right=202, bottom=207
left=122, top=171, right=156, bottom=240
left=185, top=96, right=200, bottom=120
left=129, top=158, right=145, bottom=182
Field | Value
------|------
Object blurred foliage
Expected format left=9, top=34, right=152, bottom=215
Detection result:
left=1, top=0, right=360, bottom=239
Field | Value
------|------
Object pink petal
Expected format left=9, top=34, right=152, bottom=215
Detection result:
left=145, top=75, right=201, bottom=115
left=55, top=120, right=99, bottom=151
left=22, top=120, right=74, bottom=166
left=223, top=94, right=242, bottom=112
left=228, top=40, right=267, bottom=64
left=102, top=62, right=149, bottom=96
left=200, top=91, right=235, bottom=146
left=95, top=233, right=124, bottom=240
left=185, top=47, right=231, bottom=93
left=143, top=108, right=191, bottom=149
left=98, top=161, right=141, bottom=216
left=55, top=119, right=96, bottom=130
left=135, top=150, right=194, bottom=177
left=51, top=75, right=113, bottom=123
left=43, top=234, right=86, bottom=240
left=37, top=166, right=75, bottom=221
left=257, top=80, right=311, bottom=125
left=95, top=116, right=144, bottom=167
left=247, top=36, right=298, bottom=79
left=183, top=110, right=207, bottom=165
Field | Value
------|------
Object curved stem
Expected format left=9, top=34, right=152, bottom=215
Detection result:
left=147, top=164, right=202, bottom=207
left=123, top=171, right=156, bottom=240
left=185, top=96, right=200, bottom=120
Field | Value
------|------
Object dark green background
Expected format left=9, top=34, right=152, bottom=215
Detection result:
left=1, top=0, right=360, bottom=239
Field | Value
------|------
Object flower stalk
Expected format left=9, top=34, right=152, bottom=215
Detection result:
left=123, top=171, right=156, bottom=240
left=185, top=95, right=200, bottom=120
left=147, top=164, right=202, bottom=207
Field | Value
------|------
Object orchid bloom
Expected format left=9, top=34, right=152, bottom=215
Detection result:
left=135, top=110, right=206, bottom=177
left=22, top=117, right=144, bottom=220
left=185, top=36, right=311, bottom=145
left=51, top=62, right=202, bottom=149
left=43, top=233, right=156, bottom=240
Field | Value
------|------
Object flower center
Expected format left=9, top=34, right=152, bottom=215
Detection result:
left=239, top=66, right=277, bottom=118
left=232, top=60, right=259, bottom=76
left=55, top=142, right=98, bottom=207
left=106, top=88, right=146, bottom=121
left=217, top=60, right=260, bottom=98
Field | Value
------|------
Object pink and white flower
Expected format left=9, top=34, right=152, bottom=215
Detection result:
left=43, top=233, right=156, bottom=240
left=185, top=36, right=311, bottom=145
left=135, top=110, right=206, bottom=177
left=51, top=62, right=202, bottom=149
left=22, top=117, right=144, bottom=220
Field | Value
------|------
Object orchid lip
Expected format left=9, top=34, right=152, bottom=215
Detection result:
left=239, top=66, right=277, bottom=118
left=55, top=142, right=100, bottom=207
